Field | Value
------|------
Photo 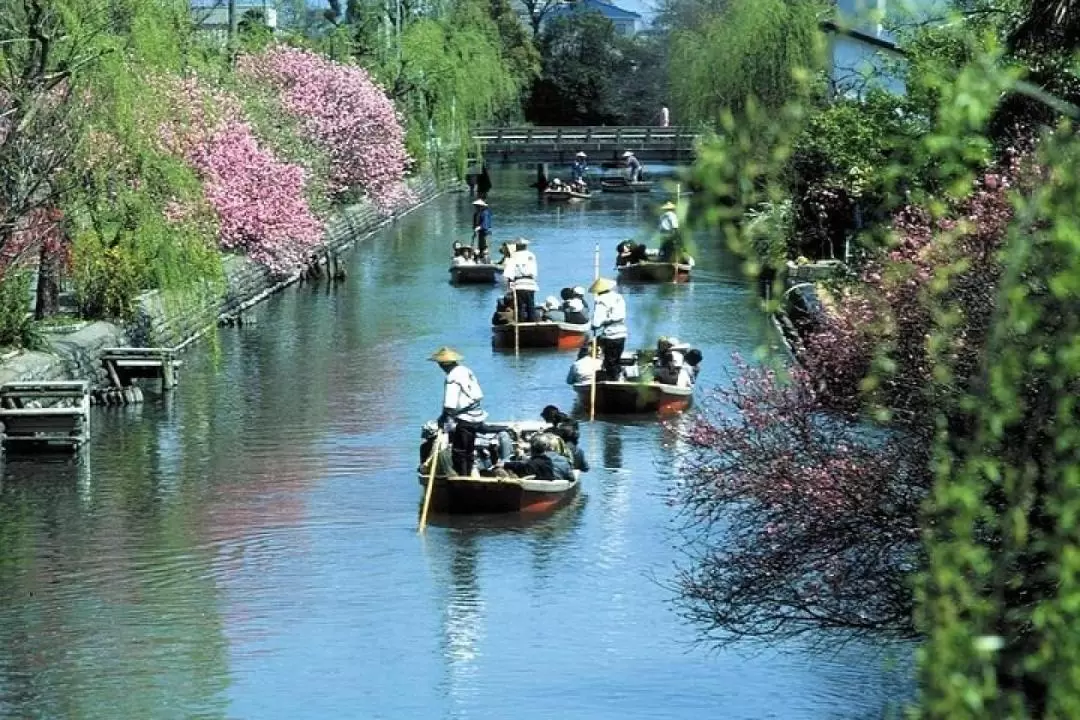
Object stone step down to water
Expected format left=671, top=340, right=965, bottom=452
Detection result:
left=0, top=380, right=90, bottom=451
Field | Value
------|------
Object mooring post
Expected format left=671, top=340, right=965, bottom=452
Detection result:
left=161, top=351, right=176, bottom=391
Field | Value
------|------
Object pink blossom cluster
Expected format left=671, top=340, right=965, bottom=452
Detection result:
left=668, top=356, right=925, bottom=636
left=237, top=47, right=412, bottom=212
left=797, top=167, right=1017, bottom=415
left=156, top=75, right=324, bottom=274
left=0, top=207, right=68, bottom=278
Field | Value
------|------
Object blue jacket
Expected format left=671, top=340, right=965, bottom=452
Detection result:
left=474, top=207, right=493, bottom=232
left=571, top=160, right=588, bottom=181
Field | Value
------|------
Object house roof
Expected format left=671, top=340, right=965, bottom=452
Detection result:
left=549, top=0, right=642, bottom=22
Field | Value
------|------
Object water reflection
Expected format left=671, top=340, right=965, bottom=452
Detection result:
left=0, top=167, right=911, bottom=719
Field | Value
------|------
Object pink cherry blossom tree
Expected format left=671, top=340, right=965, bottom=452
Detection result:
left=667, top=358, right=927, bottom=643
left=236, top=46, right=412, bottom=212
left=156, top=75, right=324, bottom=274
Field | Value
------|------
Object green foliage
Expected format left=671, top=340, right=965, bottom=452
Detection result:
left=59, top=0, right=225, bottom=319
left=304, top=0, right=532, bottom=166
left=681, top=3, right=1080, bottom=715
left=0, top=272, right=42, bottom=350
left=393, top=0, right=525, bottom=162
left=668, top=0, right=827, bottom=126
left=526, top=13, right=636, bottom=125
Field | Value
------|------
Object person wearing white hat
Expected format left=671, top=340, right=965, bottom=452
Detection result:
left=559, top=286, right=588, bottom=324
left=503, top=237, right=539, bottom=322
left=472, top=198, right=492, bottom=260
left=430, top=346, right=488, bottom=477
left=571, top=152, right=589, bottom=186
left=657, top=199, right=680, bottom=262
left=622, top=151, right=642, bottom=183
left=589, top=277, right=627, bottom=380
left=654, top=337, right=692, bottom=387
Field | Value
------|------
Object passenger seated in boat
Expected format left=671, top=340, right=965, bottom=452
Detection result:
left=541, top=404, right=571, bottom=428
left=498, top=435, right=575, bottom=481
left=556, top=420, right=589, bottom=472
left=559, top=287, right=588, bottom=324
left=419, top=421, right=454, bottom=474
left=491, top=292, right=515, bottom=326
left=654, top=337, right=694, bottom=387
left=684, top=348, right=703, bottom=382
left=538, top=296, right=563, bottom=322
left=451, top=242, right=478, bottom=266
left=566, top=344, right=602, bottom=385
left=615, top=240, right=649, bottom=267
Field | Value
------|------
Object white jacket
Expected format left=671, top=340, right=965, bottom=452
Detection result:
left=659, top=211, right=679, bottom=233
left=567, top=355, right=602, bottom=385
left=443, top=365, right=487, bottom=423
left=591, top=292, right=627, bottom=340
left=503, top=250, right=538, bottom=292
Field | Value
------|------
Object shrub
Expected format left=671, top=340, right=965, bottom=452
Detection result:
left=0, top=271, right=42, bottom=349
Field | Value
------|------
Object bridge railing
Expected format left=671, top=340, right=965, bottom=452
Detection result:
left=472, top=126, right=696, bottom=145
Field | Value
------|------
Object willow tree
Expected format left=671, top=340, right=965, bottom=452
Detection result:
left=668, top=0, right=827, bottom=125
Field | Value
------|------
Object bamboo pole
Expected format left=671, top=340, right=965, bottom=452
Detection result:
left=512, top=283, right=520, bottom=355
left=418, top=431, right=445, bottom=533
left=589, top=243, right=600, bottom=421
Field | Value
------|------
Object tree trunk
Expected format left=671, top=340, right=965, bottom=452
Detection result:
left=34, top=244, right=60, bottom=320
left=228, top=0, right=238, bottom=60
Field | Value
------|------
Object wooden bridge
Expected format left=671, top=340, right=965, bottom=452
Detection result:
left=472, top=126, right=699, bottom=164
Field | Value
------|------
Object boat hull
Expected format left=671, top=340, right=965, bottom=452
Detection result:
left=573, top=380, right=692, bottom=415
left=616, top=262, right=691, bottom=283
left=449, top=264, right=499, bottom=284
left=417, top=473, right=580, bottom=514
left=544, top=190, right=592, bottom=201
left=600, top=180, right=653, bottom=193
left=492, top=322, right=588, bottom=349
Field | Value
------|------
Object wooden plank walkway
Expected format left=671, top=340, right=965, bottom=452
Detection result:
left=102, top=347, right=182, bottom=391
left=0, top=381, right=90, bottom=451
left=472, top=126, right=698, bottom=163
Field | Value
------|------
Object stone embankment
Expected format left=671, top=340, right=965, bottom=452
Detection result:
left=0, top=168, right=458, bottom=392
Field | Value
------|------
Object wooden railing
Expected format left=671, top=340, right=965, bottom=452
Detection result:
left=472, top=126, right=696, bottom=145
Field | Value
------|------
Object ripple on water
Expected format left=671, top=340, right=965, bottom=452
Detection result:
left=0, top=168, right=912, bottom=720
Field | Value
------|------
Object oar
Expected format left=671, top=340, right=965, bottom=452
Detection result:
left=589, top=242, right=600, bottom=422
left=418, top=430, right=445, bottom=534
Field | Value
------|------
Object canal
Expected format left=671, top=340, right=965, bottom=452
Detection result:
left=0, top=168, right=910, bottom=718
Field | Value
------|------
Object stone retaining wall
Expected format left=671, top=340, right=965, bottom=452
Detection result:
left=0, top=167, right=457, bottom=387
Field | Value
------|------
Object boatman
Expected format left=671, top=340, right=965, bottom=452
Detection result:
left=657, top=200, right=683, bottom=262
left=571, top=152, right=589, bottom=185
left=431, top=347, right=488, bottom=477
left=589, top=277, right=628, bottom=380
left=472, top=198, right=493, bottom=260
left=623, top=150, right=643, bottom=183
left=503, top=237, right=539, bottom=322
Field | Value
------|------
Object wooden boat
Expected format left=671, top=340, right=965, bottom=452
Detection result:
left=616, top=261, right=692, bottom=283
left=491, top=321, right=589, bottom=349
left=417, top=470, right=581, bottom=514
left=544, top=188, right=592, bottom=201
left=573, top=379, right=693, bottom=415
left=417, top=419, right=582, bottom=514
left=449, top=262, right=500, bottom=284
left=600, top=178, right=654, bottom=193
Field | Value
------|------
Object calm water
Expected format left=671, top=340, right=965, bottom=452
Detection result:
left=0, top=168, right=910, bottom=719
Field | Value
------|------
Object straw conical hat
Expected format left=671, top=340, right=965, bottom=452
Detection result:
left=590, top=277, right=616, bottom=294
left=661, top=201, right=676, bottom=211
left=429, top=347, right=463, bottom=363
